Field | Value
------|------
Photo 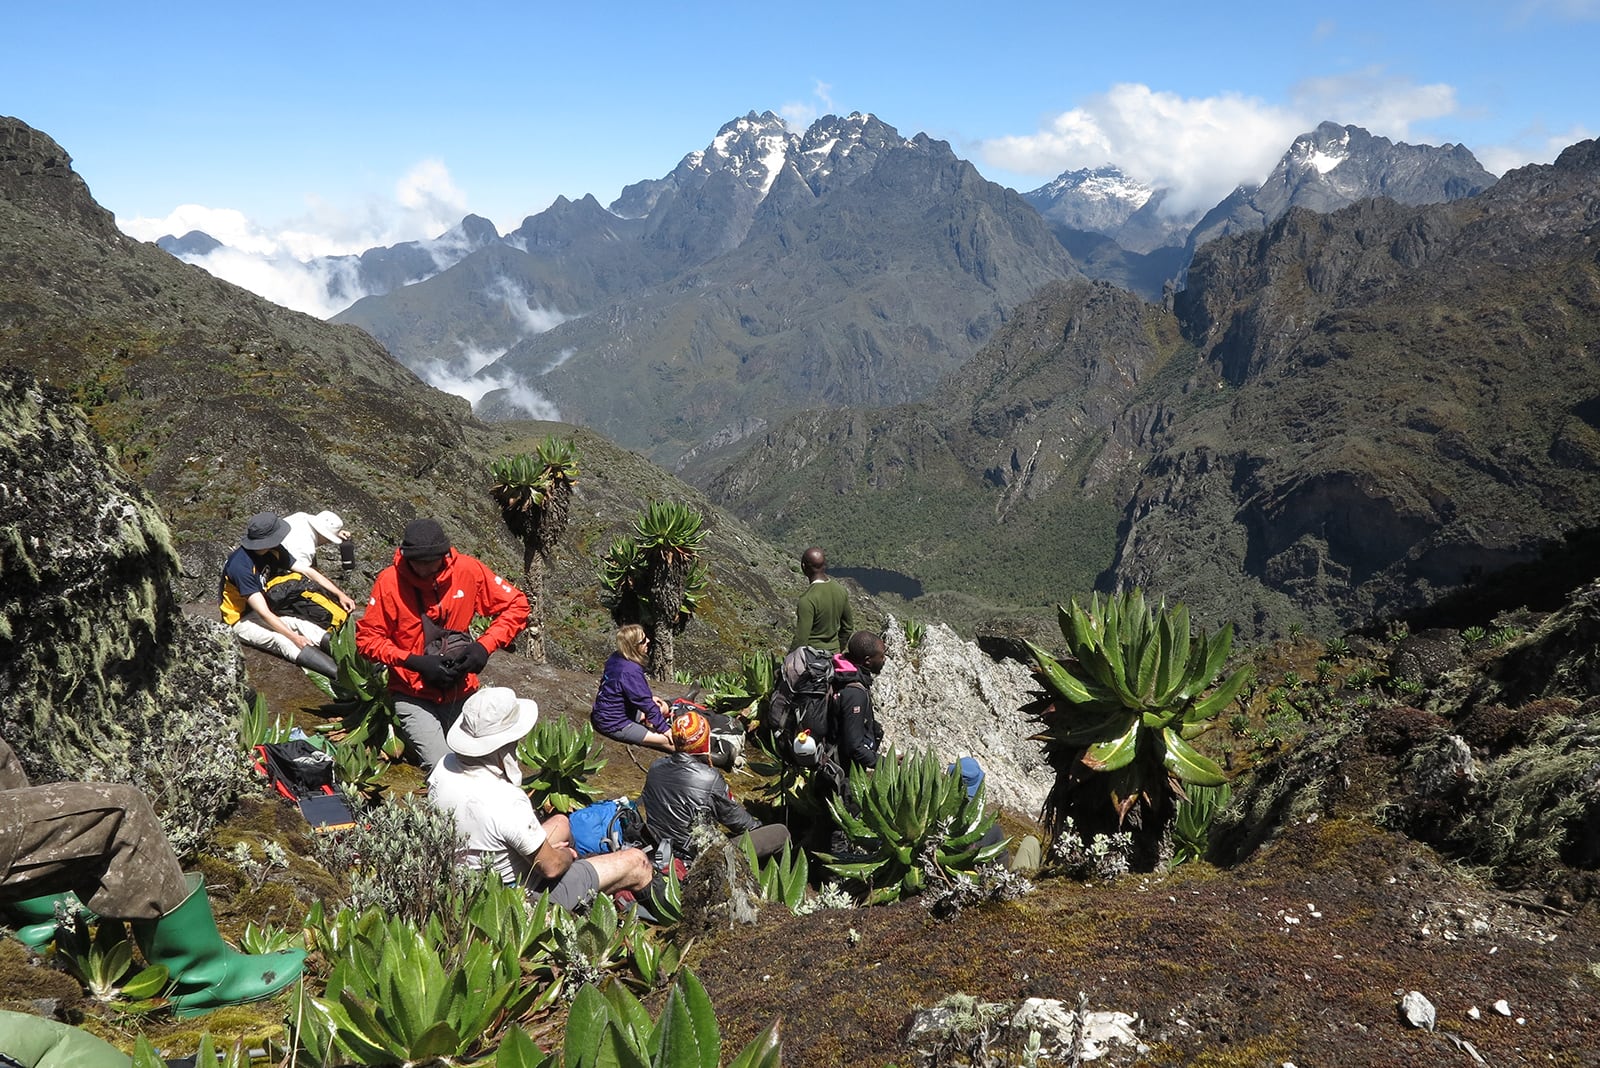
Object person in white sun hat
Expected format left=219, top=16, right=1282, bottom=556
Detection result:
left=281, top=508, right=357, bottom=613
left=427, top=687, right=654, bottom=912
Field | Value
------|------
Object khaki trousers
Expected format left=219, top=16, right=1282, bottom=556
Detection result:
left=0, top=737, right=188, bottom=919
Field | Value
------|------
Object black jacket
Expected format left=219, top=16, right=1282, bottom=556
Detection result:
left=832, top=661, right=880, bottom=771
left=638, top=753, right=762, bottom=861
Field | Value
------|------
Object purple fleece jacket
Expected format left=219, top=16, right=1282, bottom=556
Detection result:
left=591, top=652, right=670, bottom=735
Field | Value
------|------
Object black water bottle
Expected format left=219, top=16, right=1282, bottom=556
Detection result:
left=340, top=538, right=356, bottom=572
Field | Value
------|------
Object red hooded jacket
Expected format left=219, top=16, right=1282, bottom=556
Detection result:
left=355, top=547, right=529, bottom=702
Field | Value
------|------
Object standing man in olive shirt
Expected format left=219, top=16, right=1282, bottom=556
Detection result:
left=791, top=546, right=853, bottom=652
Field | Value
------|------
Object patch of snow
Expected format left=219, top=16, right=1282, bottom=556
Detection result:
left=1306, top=148, right=1346, bottom=174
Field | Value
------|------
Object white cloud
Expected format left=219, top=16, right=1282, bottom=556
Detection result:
left=780, top=81, right=835, bottom=131
left=981, top=84, right=1307, bottom=215
left=420, top=347, right=561, bottom=421
left=1289, top=69, right=1457, bottom=141
left=485, top=276, right=570, bottom=336
left=1477, top=122, right=1599, bottom=175
left=159, top=245, right=363, bottom=319
left=980, top=74, right=1466, bottom=216
left=116, top=159, right=473, bottom=317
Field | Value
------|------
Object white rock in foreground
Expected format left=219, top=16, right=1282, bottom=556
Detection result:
left=1400, top=990, right=1436, bottom=1031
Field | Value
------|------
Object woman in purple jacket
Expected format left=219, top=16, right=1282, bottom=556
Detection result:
left=590, top=624, right=673, bottom=751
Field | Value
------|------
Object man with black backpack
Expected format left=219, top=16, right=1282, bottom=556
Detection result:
left=834, top=630, right=886, bottom=775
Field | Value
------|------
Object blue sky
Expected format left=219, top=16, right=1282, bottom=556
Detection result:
left=5, top=0, right=1596, bottom=312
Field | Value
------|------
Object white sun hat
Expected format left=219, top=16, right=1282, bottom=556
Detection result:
left=447, top=687, right=540, bottom=756
left=308, top=510, right=345, bottom=542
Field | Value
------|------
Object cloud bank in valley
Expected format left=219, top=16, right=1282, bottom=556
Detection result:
left=118, top=160, right=471, bottom=319
left=421, top=342, right=562, bottom=422
left=409, top=278, right=569, bottom=420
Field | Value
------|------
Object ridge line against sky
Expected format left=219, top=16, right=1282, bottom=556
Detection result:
left=5, top=0, right=1596, bottom=319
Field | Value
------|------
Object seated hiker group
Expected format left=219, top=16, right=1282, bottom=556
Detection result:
left=2, top=525, right=1002, bottom=1015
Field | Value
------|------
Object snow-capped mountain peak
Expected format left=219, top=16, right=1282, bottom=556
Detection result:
left=1289, top=124, right=1352, bottom=176
left=1031, top=165, right=1154, bottom=210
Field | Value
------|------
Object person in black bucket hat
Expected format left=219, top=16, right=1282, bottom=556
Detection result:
left=218, top=511, right=340, bottom=677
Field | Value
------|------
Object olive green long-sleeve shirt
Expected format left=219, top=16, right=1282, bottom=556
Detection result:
left=792, top=578, right=852, bottom=652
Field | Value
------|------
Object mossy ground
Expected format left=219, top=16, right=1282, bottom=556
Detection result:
left=14, top=613, right=1600, bottom=1065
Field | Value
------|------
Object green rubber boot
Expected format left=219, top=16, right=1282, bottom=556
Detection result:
left=130, top=873, right=305, bottom=1018
left=3, top=892, right=88, bottom=951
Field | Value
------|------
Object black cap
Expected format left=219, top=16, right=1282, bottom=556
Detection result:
left=400, top=518, right=451, bottom=560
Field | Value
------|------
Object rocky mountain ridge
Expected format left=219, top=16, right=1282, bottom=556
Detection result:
left=336, top=111, right=1080, bottom=472
left=0, top=115, right=804, bottom=677
left=710, top=137, right=1600, bottom=642
left=1182, top=121, right=1496, bottom=258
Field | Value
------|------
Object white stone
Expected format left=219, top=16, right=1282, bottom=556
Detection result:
left=1493, top=999, right=1512, bottom=1016
left=1400, top=991, right=1437, bottom=1031
left=874, top=618, right=1052, bottom=815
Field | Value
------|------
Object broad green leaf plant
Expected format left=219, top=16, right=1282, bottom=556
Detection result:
left=563, top=969, right=781, bottom=1068
left=1026, top=589, right=1249, bottom=870
left=825, top=748, right=1007, bottom=905
left=310, top=618, right=403, bottom=760
left=294, top=905, right=539, bottom=1066
left=517, top=716, right=607, bottom=813
left=739, top=836, right=811, bottom=913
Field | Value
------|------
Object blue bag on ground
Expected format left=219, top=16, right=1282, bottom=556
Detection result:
left=568, top=798, right=643, bottom=856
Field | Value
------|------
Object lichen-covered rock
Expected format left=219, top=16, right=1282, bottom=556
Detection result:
left=675, top=838, right=764, bottom=942
left=0, top=366, right=247, bottom=854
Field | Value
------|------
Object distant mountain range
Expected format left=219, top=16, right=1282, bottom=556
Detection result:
left=332, top=111, right=1080, bottom=474
left=16, top=107, right=1600, bottom=645
left=0, top=115, right=798, bottom=672
left=708, top=137, right=1600, bottom=639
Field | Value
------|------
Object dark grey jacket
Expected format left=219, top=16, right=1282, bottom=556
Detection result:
left=639, top=753, right=762, bottom=861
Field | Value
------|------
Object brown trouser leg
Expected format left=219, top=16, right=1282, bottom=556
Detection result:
left=0, top=781, right=189, bottom=919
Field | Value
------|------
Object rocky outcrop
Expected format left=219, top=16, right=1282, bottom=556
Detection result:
left=1185, top=122, right=1494, bottom=255
left=0, top=366, right=247, bottom=854
left=872, top=618, right=1049, bottom=819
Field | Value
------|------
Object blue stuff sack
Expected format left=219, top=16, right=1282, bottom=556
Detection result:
left=568, top=798, right=642, bottom=856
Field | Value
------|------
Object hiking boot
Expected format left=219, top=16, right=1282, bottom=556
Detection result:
left=2, top=892, right=89, bottom=951
left=131, top=874, right=305, bottom=1017
left=294, top=644, right=339, bottom=678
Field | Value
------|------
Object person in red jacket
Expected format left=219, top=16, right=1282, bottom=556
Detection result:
left=356, top=518, right=529, bottom=770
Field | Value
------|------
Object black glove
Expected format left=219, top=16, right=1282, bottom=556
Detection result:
left=404, top=653, right=461, bottom=690
left=456, top=640, right=491, bottom=676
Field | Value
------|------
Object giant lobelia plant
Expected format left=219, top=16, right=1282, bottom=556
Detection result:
left=489, top=436, right=578, bottom=663
left=824, top=748, right=1008, bottom=905
left=1025, top=589, right=1249, bottom=871
left=599, top=500, right=708, bottom=678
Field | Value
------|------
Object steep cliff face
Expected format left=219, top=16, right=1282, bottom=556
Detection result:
left=0, top=367, right=247, bottom=854
left=1113, top=139, right=1600, bottom=638
left=709, top=280, right=1184, bottom=610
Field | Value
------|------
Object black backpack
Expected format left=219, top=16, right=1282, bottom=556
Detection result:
left=768, top=646, right=840, bottom=770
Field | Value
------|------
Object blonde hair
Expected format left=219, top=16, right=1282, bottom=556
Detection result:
left=616, top=623, right=648, bottom=665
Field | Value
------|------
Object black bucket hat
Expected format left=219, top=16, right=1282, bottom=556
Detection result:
left=240, top=512, right=290, bottom=551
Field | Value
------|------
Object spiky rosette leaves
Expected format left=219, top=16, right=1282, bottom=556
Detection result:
left=824, top=748, right=1007, bottom=904
left=1026, top=590, right=1247, bottom=861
